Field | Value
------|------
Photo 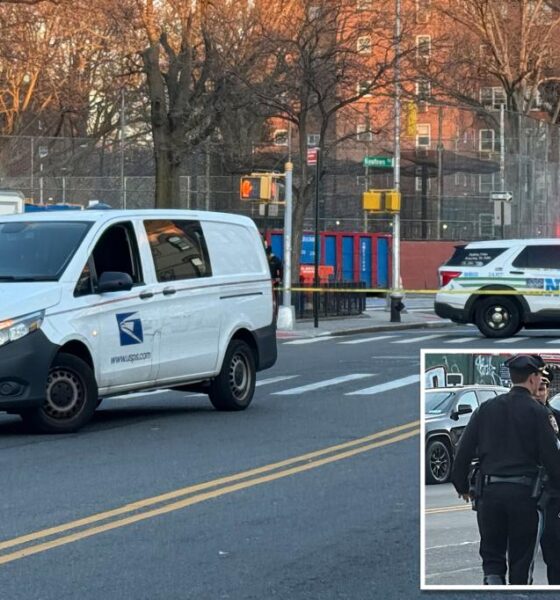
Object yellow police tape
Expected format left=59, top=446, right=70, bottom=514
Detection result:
left=275, top=287, right=560, bottom=296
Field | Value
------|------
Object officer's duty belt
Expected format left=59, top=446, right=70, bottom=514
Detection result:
left=484, top=475, right=535, bottom=486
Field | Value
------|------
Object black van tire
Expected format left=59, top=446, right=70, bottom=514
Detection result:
left=475, top=296, right=521, bottom=338
left=21, top=353, right=98, bottom=434
left=209, top=340, right=256, bottom=411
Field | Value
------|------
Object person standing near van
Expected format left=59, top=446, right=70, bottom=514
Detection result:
left=535, top=368, right=560, bottom=584
left=451, top=355, right=560, bottom=585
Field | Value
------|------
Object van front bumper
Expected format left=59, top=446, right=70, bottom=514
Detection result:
left=0, top=330, right=58, bottom=412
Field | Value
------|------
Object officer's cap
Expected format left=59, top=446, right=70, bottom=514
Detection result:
left=504, top=354, right=546, bottom=374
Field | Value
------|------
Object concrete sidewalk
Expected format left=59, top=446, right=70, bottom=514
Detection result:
left=277, top=308, right=454, bottom=339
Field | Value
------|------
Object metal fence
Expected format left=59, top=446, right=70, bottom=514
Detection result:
left=1, top=105, right=559, bottom=241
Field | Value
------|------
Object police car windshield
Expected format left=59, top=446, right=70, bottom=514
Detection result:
left=0, top=221, right=91, bottom=281
left=425, top=391, right=456, bottom=415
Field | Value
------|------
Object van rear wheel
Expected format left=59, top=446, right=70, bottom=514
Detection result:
left=209, top=340, right=256, bottom=411
left=21, top=353, right=98, bottom=433
left=475, top=296, right=521, bottom=338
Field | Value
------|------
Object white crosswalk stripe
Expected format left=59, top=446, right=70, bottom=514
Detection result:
left=493, top=337, right=529, bottom=344
left=338, top=335, right=397, bottom=345
left=346, top=374, right=420, bottom=396
left=443, top=337, right=480, bottom=344
left=392, top=334, right=445, bottom=344
left=283, top=336, right=336, bottom=345
left=273, top=374, right=374, bottom=395
left=256, top=375, right=299, bottom=387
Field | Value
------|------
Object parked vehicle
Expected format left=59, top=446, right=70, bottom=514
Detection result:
left=425, top=384, right=509, bottom=484
left=0, top=189, right=24, bottom=215
left=0, top=210, right=277, bottom=433
left=435, top=239, right=560, bottom=337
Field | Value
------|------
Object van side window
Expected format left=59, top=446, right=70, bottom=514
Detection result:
left=74, top=222, right=143, bottom=296
left=512, top=245, right=560, bottom=269
left=144, top=220, right=212, bottom=282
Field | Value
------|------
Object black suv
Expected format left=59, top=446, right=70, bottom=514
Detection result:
left=425, top=385, right=509, bottom=484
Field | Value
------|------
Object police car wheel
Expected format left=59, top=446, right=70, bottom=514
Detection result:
left=475, top=296, right=521, bottom=338
left=209, top=340, right=256, bottom=411
left=426, top=439, right=452, bottom=485
left=22, top=353, right=98, bottom=434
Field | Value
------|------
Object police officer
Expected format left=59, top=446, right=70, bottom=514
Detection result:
left=451, top=354, right=560, bottom=585
left=265, top=246, right=283, bottom=282
left=535, top=367, right=560, bottom=584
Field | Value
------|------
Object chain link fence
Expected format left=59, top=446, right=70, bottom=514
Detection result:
left=1, top=105, right=558, bottom=241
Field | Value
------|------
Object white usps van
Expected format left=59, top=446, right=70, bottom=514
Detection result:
left=0, top=210, right=277, bottom=432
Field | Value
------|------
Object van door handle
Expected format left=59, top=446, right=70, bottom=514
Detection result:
left=510, top=271, right=524, bottom=275
left=139, top=291, right=154, bottom=300
left=162, top=287, right=177, bottom=296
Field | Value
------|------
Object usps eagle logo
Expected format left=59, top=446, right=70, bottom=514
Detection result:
left=116, top=312, right=144, bottom=346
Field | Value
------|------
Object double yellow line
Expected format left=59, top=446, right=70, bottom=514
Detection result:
left=425, top=505, right=471, bottom=515
left=0, top=421, right=419, bottom=566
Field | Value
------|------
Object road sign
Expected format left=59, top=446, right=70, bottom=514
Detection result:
left=490, top=191, right=513, bottom=202
left=307, top=148, right=318, bottom=166
left=363, top=156, right=394, bottom=168
left=494, top=200, right=511, bottom=226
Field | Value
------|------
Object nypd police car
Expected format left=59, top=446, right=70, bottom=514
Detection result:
left=435, top=239, right=560, bottom=337
left=0, top=210, right=277, bottom=433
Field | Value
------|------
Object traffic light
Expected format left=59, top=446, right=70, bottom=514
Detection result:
left=362, top=191, right=382, bottom=211
left=240, top=175, right=272, bottom=201
left=271, top=177, right=285, bottom=203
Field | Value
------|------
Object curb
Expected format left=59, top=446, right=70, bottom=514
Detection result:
left=278, top=319, right=456, bottom=339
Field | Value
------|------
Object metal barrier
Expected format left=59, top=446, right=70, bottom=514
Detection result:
left=291, top=281, right=366, bottom=319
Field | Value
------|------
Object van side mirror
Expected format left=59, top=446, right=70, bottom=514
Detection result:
left=451, top=403, right=473, bottom=421
left=98, top=271, right=133, bottom=293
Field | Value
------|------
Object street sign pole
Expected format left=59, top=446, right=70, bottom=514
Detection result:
left=313, top=149, right=320, bottom=328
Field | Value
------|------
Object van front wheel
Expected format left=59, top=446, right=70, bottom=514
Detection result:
left=209, top=340, right=256, bottom=411
left=22, top=353, right=98, bottom=433
left=475, top=296, right=521, bottom=338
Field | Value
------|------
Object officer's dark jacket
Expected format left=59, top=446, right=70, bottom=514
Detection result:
left=544, top=403, right=560, bottom=497
left=451, top=386, right=560, bottom=495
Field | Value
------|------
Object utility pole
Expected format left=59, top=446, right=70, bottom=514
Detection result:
left=390, top=0, right=403, bottom=323
left=120, top=89, right=126, bottom=209
left=277, top=162, right=295, bottom=330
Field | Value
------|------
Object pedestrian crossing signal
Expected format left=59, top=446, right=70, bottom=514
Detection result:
left=240, top=176, right=264, bottom=200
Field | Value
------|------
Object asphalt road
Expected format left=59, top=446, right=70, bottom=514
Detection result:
left=1, top=326, right=560, bottom=599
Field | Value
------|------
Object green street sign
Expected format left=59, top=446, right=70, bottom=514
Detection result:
left=363, top=156, right=394, bottom=168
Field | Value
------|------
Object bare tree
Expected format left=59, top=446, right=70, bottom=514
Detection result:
left=431, top=0, right=560, bottom=115
left=239, top=0, right=402, bottom=281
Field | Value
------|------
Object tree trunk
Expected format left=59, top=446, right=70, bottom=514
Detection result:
left=154, top=149, right=181, bottom=208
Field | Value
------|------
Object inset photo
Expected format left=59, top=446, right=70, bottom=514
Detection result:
left=421, top=350, right=560, bottom=590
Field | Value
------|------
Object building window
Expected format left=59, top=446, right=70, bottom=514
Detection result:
left=416, top=0, right=430, bottom=24
left=529, top=88, right=543, bottom=111
left=307, top=133, right=320, bottom=147
left=480, top=87, right=506, bottom=110
left=479, top=173, right=496, bottom=193
left=415, top=177, right=431, bottom=192
left=416, top=79, right=431, bottom=100
left=357, top=36, right=372, bottom=54
left=479, top=129, right=500, bottom=152
left=416, top=35, right=431, bottom=59
left=416, top=123, right=431, bottom=148
left=356, top=124, right=373, bottom=142
left=357, top=80, right=373, bottom=96
left=273, top=129, right=288, bottom=146
left=356, top=0, right=372, bottom=10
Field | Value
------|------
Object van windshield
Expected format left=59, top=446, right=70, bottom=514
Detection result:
left=0, top=221, right=91, bottom=281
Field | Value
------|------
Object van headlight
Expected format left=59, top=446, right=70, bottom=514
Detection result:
left=0, top=311, right=44, bottom=347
